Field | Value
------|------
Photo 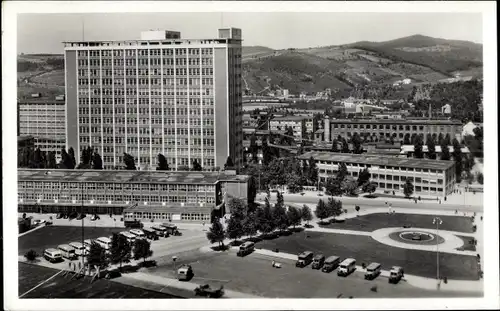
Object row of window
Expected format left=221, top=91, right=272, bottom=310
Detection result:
left=332, top=123, right=458, bottom=132
left=78, top=97, right=214, bottom=107
left=19, top=182, right=216, bottom=192
left=124, top=212, right=210, bottom=222
left=79, top=48, right=215, bottom=58
left=317, top=162, right=444, bottom=173
left=375, top=182, right=444, bottom=193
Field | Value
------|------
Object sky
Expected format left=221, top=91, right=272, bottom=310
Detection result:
left=17, top=12, right=483, bottom=54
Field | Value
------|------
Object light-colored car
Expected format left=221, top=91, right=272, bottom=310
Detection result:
left=177, top=264, right=194, bottom=281
left=69, top=242, right=88, bottom=256
left=44, top=248, right=63, bottom=263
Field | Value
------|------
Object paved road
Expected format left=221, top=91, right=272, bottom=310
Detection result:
left=145, top=249, right=481, bottom=298
left=257, top=193, right=482, bottom=213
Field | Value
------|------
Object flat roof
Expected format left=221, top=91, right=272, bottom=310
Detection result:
left=298, top=151, right=455, bottom=170
left=271, top=116, right=310, bottom=122
left=18, top=97, right=65, bottom=105
left=330, top=119, right=462, bottom=125
left=18, top=169, right=249, bottom=184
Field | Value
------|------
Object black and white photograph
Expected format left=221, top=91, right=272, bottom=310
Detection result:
left=3, top=1, right=498, bottom=310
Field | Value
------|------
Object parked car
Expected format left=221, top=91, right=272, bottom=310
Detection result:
left=124, top=220, right=144, bottom=229
left=296, top=251, right=314, bottom=268
left=364, top=262, right=382, bottom=280
left=237, top=241, right=255, bottom=257
left=322, top=256, right=341, bottom=273
left=56, top=213, right=64, bottom=219
left=389, top=266, right=404, bottom=284
left=194, top=284, right=224, bottom=298
left=90, top=214, right=100, bottom=221
left=68, top=211, right=78, bottom=219
left=142, top=228, right=159, bottom=240
left=69, top=242, right=88, bottom=257
left=337, top=258, right=356, bottom=277
left=160, top=223, right=182, bottom=236
left=76, top=213, right=86, bottom=220
left=311, top=254, right=326, bottom=270
left=177, top=264, right=194, bottom=281
left=44, top=248, right=63, bottom=263
left=151, top=225, right=169, bottom=237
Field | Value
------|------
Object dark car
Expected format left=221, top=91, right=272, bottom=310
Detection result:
left=56, top=213, right=64, bottom=219
left=76, top=213, right=86, bottom=220
left=68, top=211, right=78, bottom=219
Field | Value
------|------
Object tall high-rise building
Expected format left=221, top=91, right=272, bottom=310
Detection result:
left=64, top=28, right=243, bottom=170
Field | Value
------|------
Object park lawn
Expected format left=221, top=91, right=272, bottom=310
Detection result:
left=19, top=226, right=124, bottom=255
left=456, top=235, right=477, bottom=251
left=320, top=213, right=474, bottom=233
left=19, top=262, right=181, bottom=298
left=148, top=250, right=481, bottom=298
left=255, top=231, right=479, bottom=280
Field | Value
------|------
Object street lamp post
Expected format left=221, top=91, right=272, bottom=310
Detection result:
left=433, top=217, right=443, bottom=289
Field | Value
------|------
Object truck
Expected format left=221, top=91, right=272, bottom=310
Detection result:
left=389, top=266, right=404, bottom=284
left=194, top=284, right=225, bottom=298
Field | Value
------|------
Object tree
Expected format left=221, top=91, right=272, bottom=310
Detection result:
left=92, top=152, right=103, bottom=169
left=206, top=219, right=226, bottom=249
left=272, top=195, right=289, bottom=232
left=31, top=147, right=43, bottom=168
left=342, top=178, right=357, bottom=196
left=249, top=134, right=258, bottom=163
left=77, top=146, right=92, bottom=169
left=336, top=162, right=348, bottom=181
left=331, top=139, right=339, bottom=152
left=403, top=179, right=414, bottom=198
left=259, top=197, right=276, bottom=234
left=242, top=211, right=258, bottom=238
left=314, top=199, right=330, bottom=221
left=427, top=136, right=437, bottom=160
left=437, top=133, right=444, bottom=145
left=68, top=147, right=77, bottom=168
left=477, top=172, right=483, bottom=185
left=87, top=241, right=108, bottom=270
left=123, top=153, right=136, bottom=170
left=440, top=142, right=451, bottom=161
left=286, top=206, right=302, bottom=229
left=327, top=197, right=343, bottom=220
left=286, top=172, right=303, bottom=194
left=192, top=159, right=202, bottom=171
left=341, top=138, right=350, bottom=153
left=307, top=157, right=319, bottom=187
left=132, top=238, right=153, bottom=264
left=46, top=151, right=57, bottom=169
left=444, top=133, right=451, bottom=146
left=351, top=133, right=363, bottom=154
left=452, top=138, right=463, bottom=182
left=109, top=233, right=132, bottom=270
left=226, top=198, right=247, bottom=242
left=261, top=137, right=273, bottom=165
left=414, top=135, right=424, bottom=159
left=224, top=156, right=234, bottom=170
left=156, top=154, right=169, bottom=170
left=301, top=204, right=313, bottom=226
left=403, top=133, right=411, bottom=145
left=325, top=178, right=342, bottom=196
left=58, top=148, right=74, bottom=169
left=357, top=168, right=370, bottom=186
left=285, top=126, right=295, bottom=146
left=362, top=182, right=377, bottom=194
left=24, top=249, right=39, bottom=262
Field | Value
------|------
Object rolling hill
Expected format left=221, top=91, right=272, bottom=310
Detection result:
left=17, top=35, right=483, bottom=98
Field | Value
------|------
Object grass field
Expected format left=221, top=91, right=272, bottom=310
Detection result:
left=19, top=226, right=124, bottom=255
left=255, top=231, right=479, bottom=280
left=147, top=249, right=481, bottom=298
left=19, top=262, right=181, bottom=298
left=320, top=213, right=474, bottom=233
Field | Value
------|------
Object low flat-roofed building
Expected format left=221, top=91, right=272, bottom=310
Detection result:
left=328, top=118, right=462, bottom=145
left=400, top=145, right=470, bottom=159
left=17, top=169, right=250, bottom=223
left=298, top=151, right=456, bottom=197
left=270, top=116, right=308, bottom=141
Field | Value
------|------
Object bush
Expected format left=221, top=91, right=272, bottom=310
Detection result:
left=24, top=249, right=39, bottom=262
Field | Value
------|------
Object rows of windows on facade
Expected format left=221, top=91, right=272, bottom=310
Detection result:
left=65, top=28, right=243, bottom=171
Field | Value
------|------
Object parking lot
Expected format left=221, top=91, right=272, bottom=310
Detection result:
left=146, top=249, right=481, bottom=298
left=19, top=226, right=124, bottom=255
left=320, top=213, right=474, bottom=233
left=19, top=262, right=181, bottom=298
left=255, top=231, right=479, bottom=280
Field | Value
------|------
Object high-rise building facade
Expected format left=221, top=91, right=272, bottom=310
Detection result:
left=18, top=95, right=66, bottom=160
left=64, top=28, right=243, bottom=170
